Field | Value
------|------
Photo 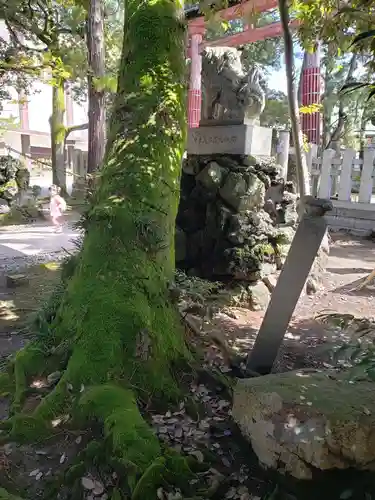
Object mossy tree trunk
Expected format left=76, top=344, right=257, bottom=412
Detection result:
left=50, top=78, right=67, bottom=195
left=7, top=0, right=188, bottom=489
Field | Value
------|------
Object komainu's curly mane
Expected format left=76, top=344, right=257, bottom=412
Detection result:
left=201, top=46, right=265, bottom=123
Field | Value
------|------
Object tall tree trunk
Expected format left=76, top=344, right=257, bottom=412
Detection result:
left=322, top=53, right=335, bottom=149
left=279, top=0, right=310, bottom=197
left=327, top=53, right=357, bottom=153
left=297, top=51, right=306, bottom=108
left=359, top=109, right=368, bottom=161
left=87, top=0, right=106, bottom=176
left=50, top=79, right=67, bottom=195
left=9, top=0, right=188, bottom=487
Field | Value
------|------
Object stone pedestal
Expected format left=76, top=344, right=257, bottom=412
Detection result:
left=175, top=153, right=297, bottom=310
left=176, top=121, right=325, bottom=311
left=187, top=123, right=272, bottom=156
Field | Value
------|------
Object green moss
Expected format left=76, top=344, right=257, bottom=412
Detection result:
left=9, top=414, right=50, bottom=443
left=131, top=456, right=166, bottom=500
left=257, top=242, right=274, bottom=256
left=6, top=0, right=188, bottom=480
left=164, top=449, right=195, bottom=489
left=65, top=462, right=86, bottom=483
left=238, top=371, right=375, bottom=423
left=111, top=490, right=122, bottom=500
left=13, top=344, right=46, bottom=412
left=81, top=440, right=103, bottom=461
left=0, top=179, right=17, bottom=198
left=79, top=385, right=160, bottom=471
left=27, top=0, right=188, bottom=422
left=0, top=372, right=14, bottom=395
left=0, top=488, right=24, bottom=500
left=51, top=78, right=67, bottom=188
left=0, top=206, right=45, bottom=226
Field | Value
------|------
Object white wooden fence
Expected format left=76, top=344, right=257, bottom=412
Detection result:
left=305, top=146, right=375, bottom=208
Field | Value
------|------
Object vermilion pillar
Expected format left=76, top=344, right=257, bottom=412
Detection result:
left=187, top=25, right=205, bottom=128
left=301, top=44, right=322, bottom=145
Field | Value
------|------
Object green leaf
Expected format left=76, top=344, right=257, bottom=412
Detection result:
left=351, top=30, right=375, bottom=47
left=340, top=81, right=369, bottom=94
left=299, top=103, right=323, bottom=114
left=221, top=21, right=229, bottom=32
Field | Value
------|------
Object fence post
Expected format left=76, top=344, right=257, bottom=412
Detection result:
left=276, top=130, right=290, bottom=180
left=359, top=148, right=375, bottom=203
left=318, top=149, right=335, bottom=199
left=305, top=143, right=317, bottom=172
left=338, top=149, right=355, bottom=201
left=306, top=144, right=318, bottom=196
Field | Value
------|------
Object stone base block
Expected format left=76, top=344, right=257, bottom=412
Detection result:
left=233, top=372, right=375, bottom=479
left=187, top=124, right=272, bottom=156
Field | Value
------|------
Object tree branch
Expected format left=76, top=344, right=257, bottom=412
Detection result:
left=0, top=63, right=45, bottom=74
left=327, top=53, right=358, bottom=149
left=2, top=4, right=54, bottom=47
left=4, top=19, right=47, bottom=53
left=65, top=122, right=89, bottom=140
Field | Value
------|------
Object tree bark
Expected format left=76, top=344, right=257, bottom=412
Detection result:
left=279, top=0, right=310, bottom=197
left=87, top=0, right=106, bottom=176
left=297, top=51, right=306, bottom=108
left=50, top=79, right=67, bottom=194
left=9, top=0, right=188, bottom=486
left=359, top=109, right=368, bottom=161
left=322, top=53, right=335, bottom=149
left=327, top=53, right=358, bottom=152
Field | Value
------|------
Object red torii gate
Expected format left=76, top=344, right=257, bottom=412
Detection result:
left=186, top=0, right=321, bottom=145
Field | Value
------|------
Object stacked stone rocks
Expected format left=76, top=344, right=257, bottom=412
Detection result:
left=0, top=156, right=28, bottom=214
left=176, top=154, right=302, bottom=311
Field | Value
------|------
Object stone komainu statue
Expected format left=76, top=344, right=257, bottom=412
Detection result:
left=201, top=46, right=266, bottom=123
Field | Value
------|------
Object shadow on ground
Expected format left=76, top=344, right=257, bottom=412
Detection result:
left=0, top=263, right=61, bottom=358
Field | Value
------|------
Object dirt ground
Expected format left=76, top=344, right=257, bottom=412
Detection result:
left=0, top=232, right=374, bottom=499
left=203, top=232, right=375, bottom=372
left=1, top=231, right=374, bottom=375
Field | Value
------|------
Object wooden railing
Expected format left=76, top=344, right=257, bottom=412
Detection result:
left=305, top=146, right=375, bottom=207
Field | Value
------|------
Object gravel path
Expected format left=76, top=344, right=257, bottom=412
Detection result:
left=1, top=223, right=374, bottom=369
left=0, top=222, right=80, bottom=272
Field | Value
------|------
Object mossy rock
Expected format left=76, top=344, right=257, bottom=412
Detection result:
left=233, top=371, right=375, bottom=479
left=0, top=179, right=18, bottom=202
left=0, top=488, right=24, bottom=500
left=0, top=206, right=45, bottom=226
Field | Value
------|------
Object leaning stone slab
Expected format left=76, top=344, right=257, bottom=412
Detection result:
left=232, top=371, right=375, bottom=480
left=6, top=274, right=29, bottom=288
left=187, top=124, right=272, bottom=156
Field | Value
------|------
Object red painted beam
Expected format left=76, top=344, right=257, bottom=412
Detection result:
left=201, top=19, right=300, bottom=49
left=189, top=0, right=278, bottom=28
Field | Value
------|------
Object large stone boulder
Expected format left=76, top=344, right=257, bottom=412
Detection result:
left=0, top=179, right=18, bottom=201
left=0, top=197, right=10, bottom=214
left=0, top=156, right=25, bottom=205
left=232, top=371, right=375, bottom=480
